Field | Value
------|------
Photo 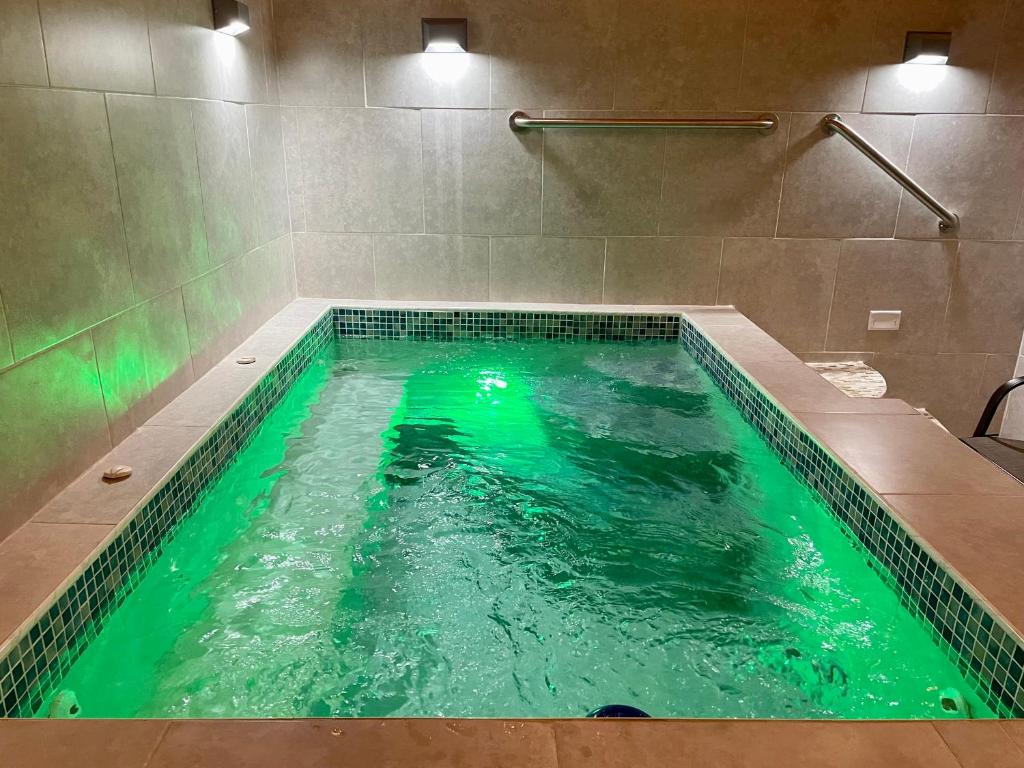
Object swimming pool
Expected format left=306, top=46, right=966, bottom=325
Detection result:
left=34, top=336, right=991, bottom=719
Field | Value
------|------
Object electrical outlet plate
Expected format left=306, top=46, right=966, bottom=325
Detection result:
left=867, top=310, right=902, bottom=331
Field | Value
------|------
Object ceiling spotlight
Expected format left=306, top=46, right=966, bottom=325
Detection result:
left=903, top=31, right=951, bottom=65
left=422, top=18, right=468, bottom=53
left=214, top=0, right=250, bottom=36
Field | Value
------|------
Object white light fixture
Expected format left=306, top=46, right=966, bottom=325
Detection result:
left=214, top=0, right=250, bottom=36
left=422, top=18, right=468, bottom=53
left=903, top=31, right=951, bottom=65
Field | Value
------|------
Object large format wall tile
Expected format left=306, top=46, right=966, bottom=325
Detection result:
left=107, top=94, right=210, bottom=301
left=297, top=107, right=424, bottom=233
left=293, top=233, right=374, bottom=297
left=0, top=0, right=48, bottom=86
left=0, top=297, right=12, bottom=369
left=281, top=109, right=306, bottom=232
left=542, top=123, right=664, bottom=236
left=92, top=289, right=195, bottom=443
left=490, top=236, right=605, bottom=303
left=659, top=114, right=790, bottom=236
left=219, top=0, right=269, bottom=104
left=990, top=0, right=1024, bottom=114
left=149, top=0, right=224, bottom=100
left=943, top=241, right=1024, bottom=354
left=488, top=0, right=617, bottom=109
left=0, top=334, right=111, bottom=539
left=826, top=239, right=955, bottom=353
left=364, top=0, right=489, bottom=108
left=613, top=0, right=746, bottom=110
left=603, top=237, right=721, bottom=305
left=192, top=101, right=258, bottom=265
left=0, top=88, right=132, bottom=360
left=896, top=115, right=1024, bottom=240
left=718, top=238, right=840, bottom=352
left=274, top=0, right=364, bottom=106
left=38, top=0, right=154, bottom=93
left=247, top=105, right=291, bottom=246
left=245, top=235, right=297, bottom=320
left=863, top=0, right=1004, bottom=114
left=374, top=235, right=488, bottom=300
left=777, top=113, right=914, bottom=238
left=737, top=0, right=874, bottom=111
left=422, top=110, right=542, bottom=235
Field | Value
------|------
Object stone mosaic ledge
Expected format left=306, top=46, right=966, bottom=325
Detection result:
left=0, top=300, right=1022, bottom=721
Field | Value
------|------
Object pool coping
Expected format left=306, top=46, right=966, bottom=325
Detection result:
left=1, top=299, right=1022, bottom=723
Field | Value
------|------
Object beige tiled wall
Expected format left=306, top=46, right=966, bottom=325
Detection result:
left=0, top=0, right=295, bottom=538
left=276, top=0, right=1024, bottom=438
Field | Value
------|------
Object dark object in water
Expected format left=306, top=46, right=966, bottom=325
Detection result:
left=586, top=704, right=651, bottom=718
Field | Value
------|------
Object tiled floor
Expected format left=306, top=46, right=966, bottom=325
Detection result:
left=2, top=719, right=1023, bottom=768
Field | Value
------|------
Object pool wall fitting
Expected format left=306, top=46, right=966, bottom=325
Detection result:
left=0, top=306, right=1022, bottom=719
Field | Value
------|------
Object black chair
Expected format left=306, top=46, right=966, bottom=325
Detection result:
left=961, top=377, right=1024, bottom=483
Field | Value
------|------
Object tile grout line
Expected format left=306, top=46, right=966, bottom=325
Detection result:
left=140, top=721, right=174, bottom=768
left=86, top=328, right=116, bottom=452
left=714, top=238, right=726, bottom=304
left=33, top=0, right=51, bottom=87
left=820, top=240, right=843, bottom=353
left=188, top=101, right=214, bottom=272
left=102, top=93, right=140, bottom=306
left=984, top=0, right=1014, bottom=114
left=891, top=115, right=918, bottom=238
left=771, top=113, right=793, bottom=238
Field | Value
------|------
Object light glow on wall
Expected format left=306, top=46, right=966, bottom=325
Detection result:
left=421, top=52, right=472, bottom=83
left=896, top=63, right=948, bottom=93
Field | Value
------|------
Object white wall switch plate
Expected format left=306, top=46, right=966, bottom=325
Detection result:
left=867, top=310, right=902, bottom=331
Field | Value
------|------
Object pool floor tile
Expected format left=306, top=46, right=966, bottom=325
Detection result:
left=934, top=721, right=1024, bottom=768
left=883, top=494, right=1024, bottom=637
left=0, top=720, right=169, bottom=768
left=147, top=719, right=559, bottom=768
left=552, top=720, right=963, bottom=768
left=797, top=412, right=1024, bottom=496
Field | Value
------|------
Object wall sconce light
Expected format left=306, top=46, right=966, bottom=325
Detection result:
left=214, top=0, right=250, bottom=36
left=422, top=18, right=468, bottom=53
left=903, top=31, right=951, bottom=64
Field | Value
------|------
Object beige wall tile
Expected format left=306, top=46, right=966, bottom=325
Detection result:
left=92, top=289, right=195, bottom=443
left=274, top=0, right=364, bottom=106
left=990, top=0, right=1024, bottom=114
left=603, top=237, right=721, bottom=304
left=488, top=0, right=617, bottom=109
left=777, top=113, right=914, bottom=238
left=0, top=0, right=47, bottom=86
left=108, top=94, right=210, bottom=301
left=863, top=0, right=1004, bottom=114
left=0, top=335, right=111, bottom=539
left=219, top=0, right=269, bottom=103
left=149, top=0, right=224, bottom=100
left=896, top=115, right=1024, bottom=240
left=364, top=1, right=488, bottom=108
left=182, top=260, right=250, bottom=376
left=944, top=241, right=1024, bottom=353
left=613, top=0, right=746, bottom=110
left=373, top=234, right=488, bottom=300
left=490, top=236, right=605, bottom=303
left=192, top=101, right=258, bottom=265
left=659, top=114, right=790, bottom=237
left=245, top=234, right=296, bottom=318
left=718, top=237, right=840, bottom=352
left=422, top=110, right=542, bottom=236
left=0, top=296, right=12, bottom=369
left=542, top=126, right=664, bottom=236
left=281, top=109, right=306, bottom=232
left=38, top=0, right=153, bottom=93
left=0, top=88, right=132, bottom=360
left=246, top=105, right=290, bottom=245
left=293, top=233, right=374, bottom=298
left=826, top=239, right=955, bottom=354
left=737, top=0, right=874, bottom=111
left=872, top=352, right=991, bottom=435
left=296, top=107, right=424, bottom=233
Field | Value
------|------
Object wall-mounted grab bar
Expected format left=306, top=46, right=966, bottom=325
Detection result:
left=508, top=111, right=779, bottom=133
left=821, top=113, right=959, bottom=233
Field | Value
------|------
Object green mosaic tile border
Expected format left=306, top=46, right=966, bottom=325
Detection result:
left=0, top=312, right=334, bottom=718
left=332, top=308, right=681, bottom=341
left=679, top=316, right=1024, bottom=718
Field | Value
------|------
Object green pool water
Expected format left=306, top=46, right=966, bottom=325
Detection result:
left=39, top=339, right=991, bottom=719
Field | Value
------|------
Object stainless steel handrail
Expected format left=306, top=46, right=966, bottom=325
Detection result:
left=821, top=113, right=959, bottom=233
left=508, top=111, right=779, bottom=134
